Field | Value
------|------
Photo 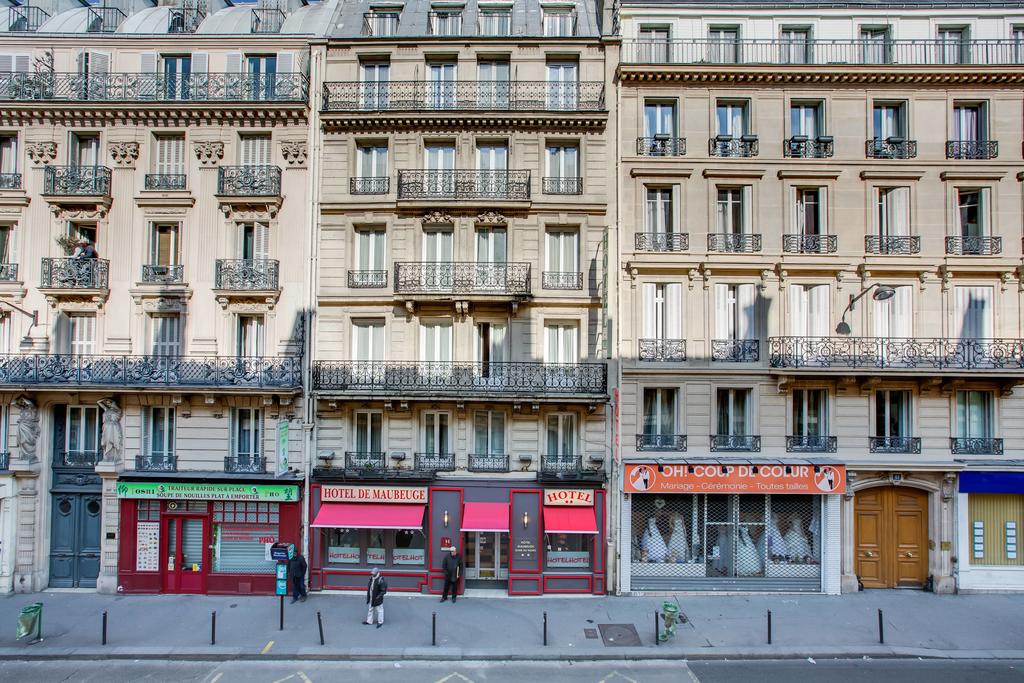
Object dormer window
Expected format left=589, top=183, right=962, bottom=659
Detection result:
left=543, top=5, right=576, bottom=37
left=364, top=6, right=402, bottom=36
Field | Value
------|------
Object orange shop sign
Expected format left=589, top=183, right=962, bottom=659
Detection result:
left=623, top=463, right=845, bottom=495
left=544, top=489, right=595, bottom=507
left=321, top=485, right=428, bottom=503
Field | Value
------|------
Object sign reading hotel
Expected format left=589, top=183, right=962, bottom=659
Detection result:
left=623, top=463, right=845, bottom=495
left=321, top=485, right=428, bottom=503
left=117, top=482, right=299, bottom=502
left=544, top=489, right=595, bottom=506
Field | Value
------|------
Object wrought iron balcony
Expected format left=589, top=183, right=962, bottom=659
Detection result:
left=769, top=336, right=1024, bottom=371
left=362, top=12, right=400, bottom=36
left=540, top=454, right=582, bottom=475
left=712, top=339, right=760, bottom=362
left=8, top=5, right=49, bottom=32
left=542, top=177, right=583, bottom=195
left=786, top=435, right=838, bottom=453
left=415, top=452, right=456, bottom=472
left=251, top=6, right=285, bottom=33
left=709, top=137, right=758, bottom=157
left=41, top=258, right=109, bottom=290
left=0, top=451, right=7, bottom=471
left=141, top=264, right=185, bottom=285
left=397, top=170, right=530, bottom=200
left=215, top=259, right=279, bottom=291
left=708, top=233, right=762, bottom=253
left=709, top=435, right=761, bottom=452
left=468, top=453, right=509, bottom=472
left=344, top=451, right=386, bottom=472
left=0, top=72, right=308, bottom=103
left=542, top=271, right=583, bottom=290
left=638, top=339, right=686, bottom=362
left=946, top=236, right=1002, bottom=255
left=217, top=166, right=281, bottom=196
left=135, top=453, right=177, bottom=472
left=636, top=232, right=688, bottom=252
left=0, top=354, right=302, bottom=389
left=0, top=264, right=17, bottom=282
left=868, top=436, right=921, bottom=454
left=312, top=360, right=608, bottom=396
left=321, top=81, right=605, bottom=112
left=0, top=173, right=21, bottom=190
left=951, top=437, right=1003, bottom=455
left=946, top=140, right=998, bottom=160
left=637, top=136, right=686, bottom=156
left=144, top=174, right=187, bottom=191
left=348, top=270, right=388, bottom=288
left=636, top=434, right=687, bottom=452
left=394, top=262, right=531, bottom=296
left=86, top=6, right=125, bottom=32
left=783, top=234, right=837, bottom=254
left=350, top=177, right=390, bottom=195
left=865, top=235, right=920, bottom=255
left=783, top=137, right=834, bottom=158
left=167, top=6, right=205, bottom=33
left=54, top=450, right=101, bottom=468
left=224, top=455, right=267, bottom=474
left=43, top=166, right=111, bottom=196
left=866, top=138, right=917, bottom=159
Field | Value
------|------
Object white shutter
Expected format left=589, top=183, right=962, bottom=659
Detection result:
left=0, top=56, right=12, bottom=73
left=253, top=222, right=270, bottom=260
left=714, top=284, right=730, bottom=339
left=665, top=283, right=682, bottom=339
left=809, top=285, right=830, bottom=337
left=140, top=52, right=157, bottom=73
left=670, top=184, right=681, bottom=234
left=788, top=284, right=807, bottom=337
left=955, top=286, right=993, bottom=339
left=90, top=51, right=110, bottom=74
left=12, top=54, right=30, bottom=72
left=226, top=53, right=242, bottom=74
left=741, top=185, right=753, bottom=234
left=737, top=284, right=757, bottom=340
left=818, top=187, right=829, bottom=235
left=789, top=187, right=800, bottom=235
left=887, top=187, right=909, bottom=237
left=491, top=323, right=508, bottom=362
left=641, top=283, right=657, bottom=339
left=191, top=52, right=208, bottom=73
left=276, top=52, right=293, bottom=74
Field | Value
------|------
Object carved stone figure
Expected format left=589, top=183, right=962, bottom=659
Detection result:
left=98, top=398, right=123, bottom=463
left=14, top=396, right=39, bottom=463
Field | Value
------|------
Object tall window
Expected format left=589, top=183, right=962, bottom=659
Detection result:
left=714, top=284, right=757, bottom=342
left=957, top=391, right=993, bottom=440
left=794, top=188, right=823, bottom=236
left=792, top=389, right=827, bottom=437
left=150, top=222, right=180, bottom=267
left=875, top=187, right=910, bottom=238
left=644, top=101, right=677, bottom=139
left=543, top=7, right=574, bottom=37
left=861, top=27, right=891, bottom=64
left=873, top=285, right=912, bottom=339
left=546, top=413, right=577, bottom=455
left=231, top=408, right=262, bottom=458
left=546, top=144, right=579, bottom=180
left=790, top=102, right=823, bottom=138
left=937, top=27, right=967, bottom=64
left=708, top=26, right=739, bottom=63
left=779, top=27, right=811, bottom=64
left=149, top=314, right=181, bottom=356
left=476, top=226, right=506, bottom=264
left=239, top=133, right=271, bottom=166
left=875, top=390, right=911, bottom=438
left=642, top=282, right=682, bottom=341
left=425, top=144, right=456, bottom=194
left=423, top=411, right=450, bottom=454
left=545, top=228, right=579, bottom=275
left=546, top=60, right=578, bottom=110
left=955, top=286, right=994, bottom=339
left=476, top=321, right=508, bottom=364
left=427, top=60, right=457, bottom=109
left=357, top=144, right=387, bottom=180
left=151, top=134, right=186, bottom=185
left=474, top=411, right=505, bottom=455
left=544, top=322, right=578, bottom=363
left=0, top=224, right=15, bottom=266
left=352, top=319, right=385, bottom=362
left=160, top=54, right=191, bottom=99
left=872, top=102, right=906, bottom=142
left=70, top=132, right=100, bottom=167
left=145, top=407, right=175, bottom=457
left=66, top=405, right=100, bottom=458
left=428, top=8, right=462, bottom=36
left=0, top=134, right=18, bottom=178
left=477, top=59, right=510, bottom=107
left=645, top=187, right=674, bottom=234
left=716, top=187, right=748, bottom=234
left=716, top=388, right=751, bottom=436
left=245, top=54, right=277, bottom=100
left=954, top=104, right=985, bottom=143
left=716, top=101, right=748, bottom=138
left=69, top=314, right=96, bottom=355
left=958, top=189, right=986, bottom=237
left=238, top=221, right=270, bottom=260
left=237, top=315, right=265, bottom=356
left=643, top=388, right=678, bottom=437
left=787, top=284, right=830, bottom=337
left=355, top=228, right=386, bottom=274
left=354, top=411, right=382, bottom=453
left=359, top=60, right=390, bottom=109
left=420, top=320, right=453, bottom=362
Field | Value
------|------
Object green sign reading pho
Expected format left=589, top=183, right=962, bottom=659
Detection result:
left=116, top=481, right=299, bottom=503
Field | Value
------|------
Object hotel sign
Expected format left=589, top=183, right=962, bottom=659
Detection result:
left=623, top=463, right=845, bottom=495
left=544, top=489, right=595, bottom=506
left=321, top=485, right=428, bottom=503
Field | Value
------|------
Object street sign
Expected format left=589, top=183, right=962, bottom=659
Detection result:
left=275, top=563, right=288, bottom=596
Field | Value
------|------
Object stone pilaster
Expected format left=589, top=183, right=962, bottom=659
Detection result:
left=94, top=462, right=121, bottom=594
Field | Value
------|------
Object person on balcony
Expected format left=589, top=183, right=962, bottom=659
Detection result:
left=73, top=238, right=98, bottom=259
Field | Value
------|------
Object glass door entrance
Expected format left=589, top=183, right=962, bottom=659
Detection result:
left=464, top=532, right=509, bottom=582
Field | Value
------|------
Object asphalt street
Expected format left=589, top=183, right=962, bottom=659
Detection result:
left=1, top=659, right=1023, bottom=682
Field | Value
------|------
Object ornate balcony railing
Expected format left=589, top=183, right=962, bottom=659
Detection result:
left=312, top=361, right=608, bottom=396
left=621, top=38, right=1024, bottom=65
left=946, top=140, right=999, bottom=160
left=783, top=137, right=834, bottom=158
left=135, top=453, right=177, bottom=472
left=468, top=453, right=509, bottom=472
left=0, top=451, right=7, bottom=471
left=348, top=270, right=388, bottom=289
left=540, top=454, right=582, bottom=474
left=709, top=137, right=759, bottom=157
left=865, top=235, right=921, bottom=255
left=0, top=173, right=22, bottom=190
left=224, top=455, right=267, bottom=474
left=869, top=436, right=921, bottom=454
left=769, top=336, right=1024, bottom=371
left=0, top=354, right=301, bottom=389
left=394, top=262, right=531, bottom=296
left=415, top=452, right=456, bottom=472
left=636, top=232, right=688, bottom=252
left=54, top=450, right=101, bottom=467
left=542, top=177, right=583, bottom=195
left=712, top=339, right=760, bottom=362
left=251, top=6, right=285, bottom=33
left=636, top=434, right=687, bottom=452
left=637, top=136, right=686, bottom=156
left=9, top=5, right=49, bottom=32
left=141, top=264, right=184, bottom=285
left=951, top=437, right=1003, bottom=455
left=783, top=234, right=837, bottom=254
left=638, top=339, right=686, bottom=362
left=167, top=7, right=205, bottom=33
left=0, top=72, right=308, bottom=103
left=542, top=271, right=583, bottom=290
left=946, top=236, right=1002, bottom=255
left=397, top=170, right=531, bottom=200
left=41, top=258, right=109, bottom=289
left=87, top=6, right=126, bottom=32
left=786, top=435, right=838, bottom=453
left=350, top=177, right=390, bottom=195
left=215, top=259, right=279, bottom=291
left=43, top=165, right=111, bottom=196
left=345, top=451, right=386, bottom=471
left=217, top=166, right=281, bottom=196
left=0, top=263, right=18, bottom=282
left=708, top=233, right=761, bottom=253
left=144, top=173, right=187, bottom=191
left=709, top=435, right=761, bottom=452
left=322, top=80, right=606, bottom=112
left=866, top=139, right=918, bottom=159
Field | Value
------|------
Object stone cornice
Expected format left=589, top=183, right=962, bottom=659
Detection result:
left=0, top=103, right=308, bottom=127
left=321, top=111, right=609, bottom=133
left=617, top=65, right=1024, bottom=87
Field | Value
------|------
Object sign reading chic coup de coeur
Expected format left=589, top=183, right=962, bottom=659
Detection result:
left=623, top=463, right=845, bottom=495
left=320, top=485, right=428, bottom=503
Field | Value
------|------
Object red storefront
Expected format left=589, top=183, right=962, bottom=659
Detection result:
left=116, top=478, right=303, bottom=595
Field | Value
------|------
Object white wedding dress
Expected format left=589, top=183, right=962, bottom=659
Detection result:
left=784, top=517, right=813, bottom=560
left=667, top=518, right=689, bottom=562
left=736, top=527, right=762, bottom=575
left=767, top=513, right=788, bottom=558
left=641, top=517, right=668, bottom=563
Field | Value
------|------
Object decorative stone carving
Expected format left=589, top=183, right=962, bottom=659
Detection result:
left=48, top=206, right=109, bottom=220
left=280, top=140, right=308, bottom=167
left=108, top=141, right=140, bottom=167
left=218, top=202, right=280, bottom=220
left=14, top=396, right=39, bottom=463
left=422, top=210, right=454, bottom=225
left=98, top=398, right=123, bottom=464
left=194, top=141, right=224, bottom=166
left=26, top=142, right=57, bottom=166
left=476, top=210, right=507, bottom=225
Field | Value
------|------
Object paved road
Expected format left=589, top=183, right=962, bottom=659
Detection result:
left=0, top=658, right=1022, bottom=682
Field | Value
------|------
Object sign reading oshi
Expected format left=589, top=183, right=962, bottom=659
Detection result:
left=320, top=485, right=428, bottom=503
left=623, top=463, right=845, bottom=495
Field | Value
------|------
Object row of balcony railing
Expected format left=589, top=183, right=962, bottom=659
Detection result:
left=0, top=72, right=308, bottom=103
left=350, top=172, right=581, bottom=199
left=636, top=136, right=998, bottom=160
left=633, top=434, right=1002, bottom=455
left=633, top=233, right=1004, bottom=256
left=328, top=451, right=592, bottom=476
left=31, top=166, right=281, bottom=197
left=38, top=257, right=280, bottom=291
left=55, top=450, right=268, bottom=473
left=322, top=81, right=605, bottom=112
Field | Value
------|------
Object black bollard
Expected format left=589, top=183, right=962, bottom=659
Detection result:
left=543, top=611, right=548, bottom=646
left=878, top=608, right=884, bottom=644
left=211, top=611, right=216, bottom=645
left=317, top=611, right=325, bottom=646
left=767, top=609, right=772, bottom=645
left=101, top=610, right=107, bottom=646
left=655, top=610, right=660, bottom=646
left=279, top=595, right=284, bottom=631
left=432, top=611, right=437, bottom=646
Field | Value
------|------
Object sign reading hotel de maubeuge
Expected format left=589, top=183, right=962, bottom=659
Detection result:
left=321, top=485, right=427, bottom=503
left=116, top=482, right=300, bottom=502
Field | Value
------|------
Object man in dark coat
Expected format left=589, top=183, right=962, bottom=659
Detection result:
left=288, top=550, right=307, bottom=603
left=364, top=567, right=387, bottom=628
left=440, top=545, right=463, bottom=603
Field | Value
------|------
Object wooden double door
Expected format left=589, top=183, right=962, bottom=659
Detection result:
left=855, top=487, right=929, bottom=588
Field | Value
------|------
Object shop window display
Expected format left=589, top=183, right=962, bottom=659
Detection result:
left=545, top=533, right=591, bottom=569
left=323, top=528, right=427, bottom=568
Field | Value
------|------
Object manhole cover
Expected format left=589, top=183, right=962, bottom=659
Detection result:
left=597, top=623, right=641, bottom=647
left=584, top=628, right=599, bottom=639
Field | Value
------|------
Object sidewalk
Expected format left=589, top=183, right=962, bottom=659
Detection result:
left=0, top=590, right=1022, bottom=661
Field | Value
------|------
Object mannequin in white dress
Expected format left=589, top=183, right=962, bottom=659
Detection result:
left=667, top=516, right=689, bottom=562
left=767, top=512, right=788, bottom=560
left=736, top=526, right=762, bottom=575
left=641, top=517, right=668, bottom=563
left=784, top=515, right=813, bottom=560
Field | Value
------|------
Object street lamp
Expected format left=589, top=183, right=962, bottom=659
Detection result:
left=835, top=284, right=895, bottom=335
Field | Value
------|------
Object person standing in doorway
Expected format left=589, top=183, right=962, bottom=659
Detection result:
left=364, top=567, right=387, bottom=628
left=441, top=545, right=463, bottom=603
left=288, top=550, right=308, bottom=603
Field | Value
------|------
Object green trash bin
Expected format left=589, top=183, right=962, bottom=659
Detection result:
left=659, top=602, right=679, bottom=642
left=16, top=603, right=42, bottom=642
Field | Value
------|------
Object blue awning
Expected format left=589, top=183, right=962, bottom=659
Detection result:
left=959, top=472, right=1024, bottom=494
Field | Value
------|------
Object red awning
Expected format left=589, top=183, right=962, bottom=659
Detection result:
left=543, top=506, right=598, bottom=534
left=460, top=502, right=510, bottom=532
left=311, top=503, right=425, bottom=530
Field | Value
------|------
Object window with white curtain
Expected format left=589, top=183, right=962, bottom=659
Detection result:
left=476, top=321, right=508, bottom=363
left=956, top=391, right=993, bottom=439
left=787, top=284, right=830, bottom=337
left=790, top=102, right=823, bottom=138
left=546, top=413, right=577, bottom=455
left=352, top=319, right=384, bottom=362
left=0, top=224, right=13, bottom=266
left=423, top=411, right=450, bottom=454
left=359, top=60, right=390, bottom=109
left=779, top=28, right=811, bottom=64
left=708, top=27, right=740, bottom=63
left=714, top=284, right=757, bottom=341
left=937, top=27, right=967, bottom=64
left=873, top=285, right=913, bottom=338
left=875, top=187, right=910, bottom=237
left=231, top=408, right=262, bottom=458
left=476, top=227, right=506, bottom=264
left=638, top=25, right=671, bottom=62
left=716, top=388, right=751, bottom=436
left=792, top=389, right=827, bottom=437
left=644, top=101, right=677, bottom=137
left=354, top=411, right=383, bottom=454
left=0, top=134, right=17, bottom=176
left=872, top=103, right=906, bottom=140
left=357, top=144, right=388, bottom=178
left=957, top=189, right=987, bottom=237
left=543, top=7, right=575, bottom=37
left=955, top=286, right=994, bottom=339
left=236, top=315, right=264, bottom=356
left=545, top=144, right=579, bottom=179
left=356, top=228, right=386, bottom=271
left=645, top=187, right=675, bottom=234
left=545, top=229, right=579, bottom=273
left=144, top=407, right=176, bottom=457
left=544, top=322, right=579, bottom=363
left=716, top=101, right=748, bottom=137
left=875, top=390, right=911, bottom=438
left=953, top=104, right=985, bottom=142
left=716, top=187, right=750, bottom=234
left=420, top=320, right=453, bottom=362
left=642, top=388, right=678, bottom=436
left=474, top=410, right=506, bottom=455
left=793, top=188, right=824, bottom=236
left=861, top=27, right=891, bottom=64
left=641, top=282, right=682, bottom=340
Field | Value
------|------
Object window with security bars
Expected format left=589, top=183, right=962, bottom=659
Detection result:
left=212, top=501, right=280, bottom=524
left=137, top=500, right=161, bottom=522
left=630, top=493, right=821, bottom=587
